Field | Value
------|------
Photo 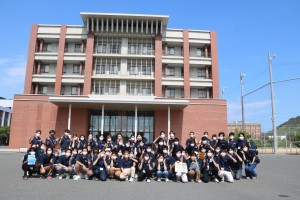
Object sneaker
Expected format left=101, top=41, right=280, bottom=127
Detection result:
left=47, top=175, right=52, bottom=180
left=65, top=174, right=70, bottom=180
left=214, top=178, right=219, bottom=183
left=221, top=178, right=225, bottom=183
left=166, top=178, right=169, bottom=182
left=58, top=175, right=63, bottom=180
left=134, top=174, right=138, bottom=179
left=196, top=180, right=202, bottom=183
left=252, top=177, right=257, bottom=180
left=85, top=174, right=89, bottom=180
left=246, top=177, right=250, bottom=180
left=129, top=177, right=134, bottom=182
left=23, top=176, right=28, bottom=180
left=157, top=178, right=161, bottom=182
left=73, top=175, right=80, bottom=181
left=146, top=179, right=151, bottom=183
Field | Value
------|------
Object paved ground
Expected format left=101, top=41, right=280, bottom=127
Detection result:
left=0, top=152, right=299, bottom=200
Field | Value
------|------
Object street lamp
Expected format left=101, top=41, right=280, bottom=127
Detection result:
left=240, top=73, right=246, bottom=132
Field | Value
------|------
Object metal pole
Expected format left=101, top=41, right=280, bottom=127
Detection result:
left=268, top=52, right=277, bottom=154
left=134, top=105, right=137, bottom=141
left=101, top=104, right=104, bottom=135
left=289, top=127, right=291, bottom=153
left=68, top=104, right=72, bottom=130
left=240, top=73, right=245, bottom=131
left=167, top=105, right=171, bottom=154
left=285, top=132, right=287, bottom=154
left=264, top=132, right=266, bottom=153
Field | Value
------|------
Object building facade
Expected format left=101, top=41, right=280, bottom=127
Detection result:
left=0, top=100, right=13, bottom=127
left=9, top=12, right=227, bottom=149
left=227, top=122, right=262, bottom=139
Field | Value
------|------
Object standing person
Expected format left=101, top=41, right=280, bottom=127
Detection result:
left=170, top=138, right=184, bottom=158
left=45, top=130, right=58, bottom=149
left=104, top=135, right=116, bottom=152
left=153, top=131, right=168, bottom=146
left=39, top=147, right=55, bottom=179
left=241, top=144, right=258, bottom=179
left=60, top=129, right=71, bottom=150
left=185, top=132, right=198, bottom=146
left=188, top=153, right=201, bottom=183
left=97, top=134, right=106, bottom=150
left=168, top=131, right=176, bottom=149
left=236, top=133, right=249, bottom=152
left=138, top=153, right=154, bottom=183
left=22, top=147, right=39, bottom=180
left=79, top=134, right=88, bottom=150
left=155, top=155, right=170, bottom=182
left=171, top=150, right=188, bottom=183
left=155, top=138, right=167, bottom=156
left=87, top=134, right=96, bottom=149
left=186, top=139, right=198, bottom=156
left=202, top=149, right=220, bottom=183
left=92, top=149, right=108, bottom=181
left=217, top=149, right=235, bottom=183
left=209, top=134, right=218, bottom=148
left=120, top=151, right=138, bottom=182
left=71, top=134, right=80, bottom=149
left=29, top=130, right=42, bottom=148
left=228, top=147, right=243, bottom=180
left=217, top=132, right=228, bottom=150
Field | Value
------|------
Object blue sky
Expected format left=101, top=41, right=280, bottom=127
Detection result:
left=0, top=0, right=299, bottom=132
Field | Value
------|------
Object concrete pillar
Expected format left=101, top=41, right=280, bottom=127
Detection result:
left=35, top=84, right=39, bottom=94
left=37, top=61, right=41, bottom=74
left=121, top=37, right=128, bottom=55
left=205, top=66, right=209, bottom=79
left=7, top=112, right=11, bottom=126
left=39, top=39, right=44, bottom=53
left=204, top=45, right=208, bottom=58
left=68, top=104, right=72, bottom=130
left=81, top=40, right=85, bottom=53
left=79, top=62, right=83, bottom=75
left=1, top=111, right=5, bottom=127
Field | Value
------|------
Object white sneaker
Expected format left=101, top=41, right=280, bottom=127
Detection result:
left=58, top=175, right=63, bottom=180
left=221, top=178, right=225, bottom=183
left=129, top=177, right=134, bottom=182
left=73, top=175, right=80, bottom=181
left=214, top=178, right=219, bottom=183
left=134, top=174, right=138, bottom=179
left=85, top=174, right=89, bottom=180
left=157, top=178, right=161, bottom=182
left=146, top=179, right=151, bottom=183
left=65, top=174, right=70, bottom=180
left=166, top=178, right=169, bottom=182
left=196, top=180, right=202, bottom=183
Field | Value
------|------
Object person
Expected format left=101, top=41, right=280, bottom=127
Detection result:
left=56, top=149, right=73, bottom=179
left=188, top=153, right=201, bottom=183
left=185, top=132, right=198, bottom=146
left=155, top=155, right=170, bottom=182
left=155, top=138, right=167, bottom=156
left=60, top=129, right=71, bottom=150
left=170, top=137, right=184, bottom=158
left=129, top=135, right=136, bottom=149
left=45, top=130, right=58, bottom=149
left=92, top=149, right=108, bottom=181
left=217, top=149, right=235, bottom=183
left=97, top=134, right=106, bottom=150
left=87, top=134, right=96, bottom=149
left=236, top=133, right=249, bottom=152
left=79, top=134, right=88, bottom=150
left=39, top=147, right=55, bottom=179
left=144, top=145, right=155, bottom=160
left=171, top=150, right=188, bottom=183
left=199, top=137, right=214, bottom=151
left=217, top=132, right=228, bottom=150
left=153, top=131, right=168, bottom=146
left=186, top=139, right=198, bottom=156
left=209, top=134, right=218, bottom=148
left=74, top=147, right=93, bottom=180
left=29, top=130, right=42, bottom=148
left=120, top=151, right=138, bottom=182
left=202, top=149, right=220, bottom=183
left=109, top=152, right=124, bottom=180
left=104, top=135, right=116, bottom=152
left=228, top=132, right=238, bottom=151
left=228, top=147, right=243, bottom=180
left=138, top=153, right=154, bottom=183
left=71, top=134, right=80, bottom=149
left=241, top=144, right=258, bottom=179
left=168, top=131, right=176, bottom=149
left=22, top=147, right=39, bottom=180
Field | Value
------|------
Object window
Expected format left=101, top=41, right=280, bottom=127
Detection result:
left=61, top=86, right=65, bottom=95
left=130, top=87, right=138, bottom=95
left=130, top=45, right=137, bottom=54
left=96, top=65, right=105, bottom=74
left=167, top=88, right=175, bottom=98
left=198, top=89, right=207, bottom=98
left=181, top=67, right=184, bottom=77
left=110, top=44, right=120, bottom=54
left=109, top=65, right=118, bottom=74
left=142, top=45, right=151, bottom=55
left=168, top=47, right=175, bottom=55
left=167, top=67, right=175, bottom=76
left=129, top=66, right=139, bottom=75
left=64, top=43, right=68, bottom=52
left=71, top=86, right=78, bottom=95
left=63, top=64, right=67, bottom=74
left=40, top=86, right=48, bottom=94
left=95, top=86, right=105, bottom=94
left=196, top=48, right=203, bottom=57
left=109, top=87, right=117, bottom=95
left=142, top=88, right=151, bottom=96
left=98, top=44, right=107, bottom=53
left=142, top=66, right=151, bottom=75
left=73, top=65, right=80, bottom=74
left=198, top=68, right=206, bottom=78
left=41, top=65, right=49, bottom=73
left=43, top=43, right=52, bottom=52
left=74, top=44, right=81, bottom=53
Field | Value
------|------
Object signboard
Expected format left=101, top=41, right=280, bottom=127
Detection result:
left=28, top=155, right=36, bottom=165
left=175, top=162, right=187, bottom=173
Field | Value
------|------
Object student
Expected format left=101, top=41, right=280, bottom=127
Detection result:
left=198, top=146, right=207, bottom=167
left=87, top=134, right=96, bottom=149
left=186, top=139, right=198, bottom=156
left=74, top=147, right=93, bottom=180
left=228, top=147, right=243, bottom=180
left=97, top=134, right=106, bottom=150
left=228, top=132, right=238, bottom=151
left=129, top=135, right=136, bottom=148
left=155, top=138, right=167, bottom=156
left=109, top=152, right=124, bottom=180
left=136, top=139, right=146, bottom=159
left=123, top=141, right=132, bottom=152
left=45, top=130, right=58, bottom=149
left=144, top=145, right=155, bottom=160
left=185, top=132, right=198, bottom=146
left=79, top=134, right=88, bottom=150
left=153, top=131, right=168, bottom=146
left=22, top=147, right=39, bottom=180
left=171, top=150, right=188, bottom=183
left=104, top=135, right=116, bottom=152
left=71, top=134, right=80, bottom=149
left=188, top=153, right=201, bottom=183
left=199, top=137, right=214, bottom=151
left=56, top=149, right=73, bottom=179
left=236, top=133, right=249, bottom=152
left=168, top=131, right=176, bottom=149
left=217, top=149, right=235, bottom=183
left=92, top=150, right=108, bottom=181
left=138, top=153, right=153, bottom=183
left=116, top=139, right=125, bottom=152
left=155, top=155, right=170, bottom=182
left=217, top=132, right=228, bottom=150
left=120, top=151, right=138, bottom=182
left=39, top=147, right=55, bottom=179
left=69, top=148, right=78, bottom=175
left=209, top=134, right=218, bottom=148
left=60, top=129, right=71, bottom=150
left=104, top=149, right=112, bottom=172
left=52, top=150, right=60, bottom=165
left=29, top=130, right=42, bottom=148
left=170, top=137, right=184, bottom=158
left=241, top=144, right=258, bottom=179
left=202, top=149, right=220, bottom=183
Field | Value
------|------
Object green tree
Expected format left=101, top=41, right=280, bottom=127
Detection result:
left=0, top=126, right=10, bottom=145
left=295, top=131, right=300, bottom=148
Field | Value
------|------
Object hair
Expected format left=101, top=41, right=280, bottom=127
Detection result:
left=79, top=134, right=85, bottom=139
left=203, top=132, right=208, bottom=135
left=174, top=137, right=179, bottom=142
left=72, top=148, right=78, bottom=152
left=212, top=134, right=217, bottom=137
left=219, top=132, right=225, bottom=137
left=124, top=151, right=129, bottom=154
left=201, top=136, right=208, bottom=141
left=49, top=130, right=55, bottom=134
left=28, top=147, right=35, bottom=152
left=143, top=153, right=149, bottom=157
left=163, top=146, right=168, bottom=150
left=175, top=150, right=182, bottom=154
left=227, top=147, right=234, bottom=151
left=82, top=147, right=88, bottom=151
left=36, top=130, right=42, bottom=134
left=66, top=149, right=72, bottom=153
left=229, top=132, right=235, bottom=136
left=64, top=129, right=70, bottom=133
left=160, top=131, right=165, bottom=135
left=189, top=132, right=194, bottom=135
left=46, top=147, right=53, bottom=152
left=239, top=133, right=245, bottom=137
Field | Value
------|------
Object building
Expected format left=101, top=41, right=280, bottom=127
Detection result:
left=227, top=122, right=261, bottom=139
left=9, top=12, right=227, bottom=149
left=0, top=99, right=13, bottom=127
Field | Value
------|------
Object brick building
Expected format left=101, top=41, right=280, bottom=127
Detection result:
left=227, top=122, right=262, bottom=139
left=9, top=12, right=227, bottom=149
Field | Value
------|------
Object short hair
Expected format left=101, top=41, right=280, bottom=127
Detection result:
left=36, top=130, right=42, bottom=134
left=65, top=129, right=70, bottom=133
left=219, top=132, right=225, bottom=137
left=49, top=130, right=55, bottom=134
left=229, top=132, right=235, bottom=136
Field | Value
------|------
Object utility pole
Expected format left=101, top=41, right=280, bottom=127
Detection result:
left=268, top=52, right=277, bottom=154
left=240, top=73, right=246, bottom=132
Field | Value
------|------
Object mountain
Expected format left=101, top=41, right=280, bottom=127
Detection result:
left=265, top=116, right=300, bottom=135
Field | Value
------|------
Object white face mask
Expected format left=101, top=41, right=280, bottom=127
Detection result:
left=80, top=138, right=84, bottom=141
left=55, top=154, right=59, bottom=157
left=61, top=152, right=66, bottom=156
left=190, top=135, right=194, bottom=138
left=174, top=141, right=179, bottom=145
left=201, top=149, right=206, bottom=153
left=212, top=137, right=217, bottom=140
left=130, top=154, right=134, bottom=158
left=82, top=152, right=88, bottom=155
left=30, top=152, right=35, bottom=155
left=140, top=143, right=144, bottom=147
left=230, top=136, right=234, bottom=140
left=182, top=153, right=186, bottom=157
left=170, top=134, right=174, bottom=138
left=144, top=157, right=149, bottom=161
left=229, top=150, right=234, bottom=154
left=107, top=138, right=111, bottom=142
left=126, top=144, right=130, bottom=147
left=105, top=152, right=110, bottom=156
left=221, top=152, right=226, bottom=157
left=190, top=144, right=195, bottom=147
left=41, top=146, right=45, bottom=150
left=176, top=154, right=181, bottom=158
left=215, top=149, right=220, bottom=153
left=99, top=137, right=104, bottom=140
left=161, top=134, right=165, bottom=138
left=243, top=147, right=248, bottom=152
left=36, top=133, right=40, bottom=137
left=100, top=154, right=104, bottom=157
left=47, top=151, right=52, bottom=155
left=66, top=153, right=71, bottom=157
left=202, top=141, right=207, bottom=144
left=207, top=153, right=213, bottom=157
left=124, top=155, right=129, bottom=158
left=163, top=150, right=168, bottom=154
left=118, top=152, right=122, bottom=156
left=204, top=135, right=208, bottom=138
left=219, top=137, right=224, bottom=140
left=112, top=156, right=117, bottom=160
left=146, top=149, right=151, bottom=153
left=159, top=159, right=163, bottom=162
left=239, top=137, right=245, bottom=140
left=159, top=142, right=163, bottom=146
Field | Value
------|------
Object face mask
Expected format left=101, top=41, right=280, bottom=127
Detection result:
left=204, top=135, right=208, bottom=138
left=159, top=142, right=163, bottom=146
left=112, top=156, right=117, bottom=160
left=221, top=152, right=226, bottom=157
left=30, top=152, right=35, bottom=155
left=201, top=149, right=206, bottom=153
left=202, top=141, right=207, bottom=144
left=144, top=157, right=149, bottom=161
left=54, top=154, right=59, bottom=157
left=239, top=137, right=244, bottom=140
left=99, top=137, right=103, bottom=140
left=72, top=152, right=77, bottom=155
left=146, top=149, right=151, bottom=153
left=124, top=155, right=129, bottom=158
left=170, top=134, right=174, bottom=138
left=107, top=139, right=111, bottom=142
left=161, top=134, right=165, bottom=138
left=159, top=159, right=163, bottom=162
left=194, top=152, right=198, bottom=155
left=82, top=152, right=87, bottom=155
left=89, top=136, right=93, bottom=140
left=61, top=152, right=66, bottom=156
left=190, top=135, right=194, bottom=138
left=66, top=153, right=71, bottom=157
left=182, top=153, right=186, bottom=157
left=36, top=133, right=41, bottom=137
left=176, top=154, right=181, bottom=158
left=80, top=138, right=84, bottom=141
left=41, top=146, right=45, bottom=150
left=190, top=144, right=195, bottom=147
left=212, top=137, right=217, bottom=141
left=140, top=143, right=144, bottom=147
left=229, top=150, right=234, bottom=154
left=207, top=153, right=213, bottom=157
left=243, top=148, right=248, bottom=152
left=131, top=138, right=135, bottom=141
left=100, top=154, right=104, bottom=157
left=47, top=151, right=52, bottom=155
left=215, top=149, right=220, bottom=153
left=118, top=152, right=122, bottom=156
left=230, top=136, right=234, bottom=140
left=93, top=151, right=98, bottom=155
left=126, top=144, right=130, bottom=147
left=174, top=141, right=179, bottom=145
left=119, top=142, right=123, bottom=145
left=105, top=152, right=110, bottom=156
left=163, top=150, right=168, bottom=154
left=219, top=137, right=224, bottom=140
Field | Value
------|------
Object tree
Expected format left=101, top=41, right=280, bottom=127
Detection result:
left=295, top=130, right=300, bottom=148
left=0, top=126, right=10, bottom=145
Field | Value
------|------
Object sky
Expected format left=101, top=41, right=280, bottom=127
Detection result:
left=0, top=0, right=299, bottom=132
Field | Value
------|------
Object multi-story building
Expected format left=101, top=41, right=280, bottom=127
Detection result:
left=9, top=12, right=227, bottom=149
left=0, top=99, right=12, bottom=127
left=228, top=122, right=262, bottom=139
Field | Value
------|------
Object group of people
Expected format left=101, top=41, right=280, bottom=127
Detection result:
left=22, top=129, right=259, bottom=183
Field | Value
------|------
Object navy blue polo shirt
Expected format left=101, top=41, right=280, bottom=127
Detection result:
left=236, top=140, right=248, bottom=150
left=79, top=140, right=88, bottom=149
left=60, top=136, right=70, bottom=150
left=122, top=158, right=133, bottom=168
left=217, top=139, right=228, bottom=150
left=45, top=136, right=57, bottom=148
left=93, top=156, right=106, bottom=168
left=70, top=154, right=78, bottom=165
left=229, top=154, right=242, bottom=170
left=97, top=140, right=106, bottom=150
left=140, top=161, right=153, bottom=171
left=113, top=158, right=123, bottom=168
left=218, top=155, right=231, bottom=172
left=76, top=154, right=89, bottom=167
left=228, top=139, right=238, bottom=150
left=30, top=136, right=41, bottom=146
left=58, top=155, right=70, bottom=167
left=156, top=162, right=166, bottom=172
left=40, top=154, right=54, bottom=166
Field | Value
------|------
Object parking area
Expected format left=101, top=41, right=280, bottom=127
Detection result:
left=0, top=152, right=299, bottom=200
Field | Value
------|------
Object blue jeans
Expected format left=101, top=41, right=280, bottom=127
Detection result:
left=232, top=168, right=242, bottom=180
left=156, top=170, right=169, bottom=179
left=245, top=162, right=257, bottom=178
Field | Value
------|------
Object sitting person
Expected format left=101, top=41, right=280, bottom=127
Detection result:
left=120, top=151, right=138, bottom=182
left=171, top=150, right=188, bottom=183
left=155, top=155, right=170, bottom=182
left=188, top=153, right=201, bottom=183
left=92, top=149, right=108, bottom=181
left=22, top=147, right=39, bottom=180
left=74, top=147, right=93, bottom=180
left=56, top=149, right=74, bottom=179
left=39, top=147, right=55, bottom=179
left=137, top=153, right=154, bottom=183
left=217, top=149, right=236, bottom=183
left=202, top=149, right=220, bottom=183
